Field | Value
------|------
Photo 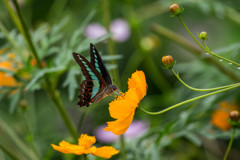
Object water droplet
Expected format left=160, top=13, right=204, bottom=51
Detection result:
left=219, top=59, right=223, bottom=61
left=206, top=53, right=209, bottom=55
left=228, top=63, right=232, bottom=65
left=238, top=67, right=240, bottom=70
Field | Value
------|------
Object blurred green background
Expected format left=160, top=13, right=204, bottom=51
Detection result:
left=0, top=0, right=240, bottom=159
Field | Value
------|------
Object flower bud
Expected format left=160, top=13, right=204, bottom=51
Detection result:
left=140, top=35, right=161, bottom=52
left=198, top=31, right=208, bottom=40
left=169, top=4, right=183, bottom=16
left=162, top=55, right=175, bottom=69
left=229, top=110, right=240, bottom=122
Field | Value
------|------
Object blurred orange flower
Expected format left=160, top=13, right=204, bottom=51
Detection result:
left=30, top=58, right=46, bottom=67
left=211, top=101, right=238, bottom=131
left=104, top=70, right=147, bottom=135
left=51, top=134, right=119, bottom=159
left=0, top=53, right=21, bottom=87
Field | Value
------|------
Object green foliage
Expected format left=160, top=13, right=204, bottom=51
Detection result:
left=0, top=0, right=240, bottom=160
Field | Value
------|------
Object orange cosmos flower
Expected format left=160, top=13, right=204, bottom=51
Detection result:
left=0, top=53, right=22, bottom=87
left=211, top=101, right=238, bottom=131
left=104, top=70, right=147, bottom=135
left=51, top=134, right=119, bottom=159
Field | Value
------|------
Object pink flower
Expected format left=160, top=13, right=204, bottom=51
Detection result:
left=95, top=120, right=148, bottom=143
left=110, top=19, right=130, bottom=42
left=84, top=23, right=107, bottom=39
left=84, top=19, right=130, bottom=42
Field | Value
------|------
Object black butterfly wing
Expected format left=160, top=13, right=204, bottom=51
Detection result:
left=72, top=52, right=107, bottom=107
left=90, top=43, right=113, bottom=85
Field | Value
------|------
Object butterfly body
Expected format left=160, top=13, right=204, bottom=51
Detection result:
left=72, top=43, right=117, bottom=107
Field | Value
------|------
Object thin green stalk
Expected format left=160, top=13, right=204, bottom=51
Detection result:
left=0, top=150, right=6, bottom=160
left=223, top=128, right=236, bottom=160
left=0, top=118, right=37, bottom=160
left=2, top=0, right=24, bottom=36
left=151, top=23, right=240, bottom=82
left=171, top=69, right=240, bottom=91
left=0, top=144, right=19, bottom=160
left=140, top=84, right=240, bottom=115
left=47, top=88, right=78, bottom=140
left=202, top=40, right=210, bottom=51
left=8, top=0, right=78, bottom=141
left=102, top=0, right=119, bottom=83
left=22, top=110, right=40, bottom=158
left=77, top=110, right=87, bottom=133
left=178, top=15, right=240, bottom=67
left=120, top=135, right=127, bottom=160
left=178, top=15, right=205, bottom=51
left=11, top=0, right=42, bottom=68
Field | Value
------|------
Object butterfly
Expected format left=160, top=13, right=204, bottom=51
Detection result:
left=72, top=43, right=118, bottom=107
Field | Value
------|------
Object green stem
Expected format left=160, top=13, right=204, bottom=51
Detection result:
left=151, top=23, right=240, bottom=82
left=140, top=84, right=240, bottom=115
left=178, top=15, right=205, bottom=50
left=47, top=87, right=78, bottom=140
left=2, top=0, right=24, bottom=37
left=202, top=40, right=210, bottom=51
left=0, top=118, right=37, bottom=160
left=178, top=15, right=240, bottom=67
left=0, top=144, right=19, bottom=160
left=120, top=135, right=127, bottom=160
left=77, top=110, right=87, bottom=133
left=171, top=69, right=240, bottom=91
left=102, top=0, right=119, bottom=83
left=223, top=128, right=236, bottom=160
left=11, top=0, right=43, bottom=68
left=9, top=0, right=78, bottom=141
left=22, top=109, right=40, bottom=158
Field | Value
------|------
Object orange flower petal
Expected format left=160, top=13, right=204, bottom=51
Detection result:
left=211, top=101, right=239, bottom=131
left=52, top=134, right=119, bottom=158
left=211, top=109, right=231, bottom=131
left=52, top=140, right=96, bottom=155
left=0, top=61, right=21, bottom=87
left=92, top=146, right=120, bottom=159
left=51, top=144, right=72, bottom=154
left=78, top=134, right=96, bottom=149
left=51, top=141, right=85, bottom=155
left=109, top=88, right=138, bottom=119
left=105, top=71, right=147, bottom=135
left=124, top=88, right=140, bottom=108
left=128, top=70, right=147, bottom=101
left=109, top=99, right=134, bottom=119
left=104, top=111, right=135, bottom=135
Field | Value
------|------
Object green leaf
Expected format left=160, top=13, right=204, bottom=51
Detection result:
left=76, top=33, right=113, bottom=53
left=63, top=67, right=80, bottom=100
left=184, top=132, right=201, bottom=146
left=70, top=9, right=96, bottom=48
left=25, top=67, right=65, bottom=91
left=50, top=16, right=70, bottom=37
left=0, top=118, right=39, bottom=160
left=0, top=68, right=15, bottom=75
left=9, top=88, right=22, bottom=113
